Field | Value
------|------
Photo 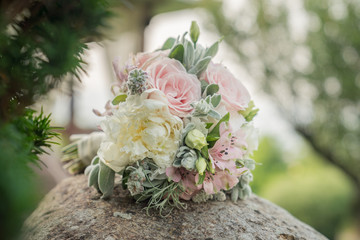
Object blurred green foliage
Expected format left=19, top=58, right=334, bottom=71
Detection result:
left=0, top=1, right=111, bottom=239
left=204, top=0, right=360, bottom=238
left=252, top=137, right=355, bottom=238
left=206, top=0, right=360, bottom=193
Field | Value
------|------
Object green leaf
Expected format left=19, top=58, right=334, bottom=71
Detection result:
left=88, top=164, right=99, bottom=187
left=204, top=84, right=219, bottom=96
left=188, top=56, right=212, bottom=76
left=205, top=123, right=214, bottom=129
left=122, top=168, right=130, bottom=190
left=207, top=112, right=230, bottom=148
left=112, top=94, right=127, bottom=105
left=98, top=161, right=115, bottom=199
left=197, top=172, right=206, bottom=185
left=190, top=21, right=200, bottom=44
left=245, top=109, right=259, bottom=122
left=210, top=94, right=221, bottom=107
left=169, top=44, right=185, bottom=63
left=161, top=37, right=176, bottom=50
left=206, top=135, right=220, bottom=142
left=201, top=145, right=209, bottom=159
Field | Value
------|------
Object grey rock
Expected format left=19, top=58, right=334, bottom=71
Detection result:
left=22, top=175, right=328, bottom=240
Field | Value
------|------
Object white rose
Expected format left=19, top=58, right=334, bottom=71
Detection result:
left=98, top=90, right=183, bottom=172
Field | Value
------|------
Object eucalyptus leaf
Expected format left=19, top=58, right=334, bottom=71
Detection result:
left=112, top=94, right=127, bottom=105
left=161, top=37, right=176, bottom=50
left=169, top=44, right=184, bottom=63
left=98, top=161, right=115, bottom=199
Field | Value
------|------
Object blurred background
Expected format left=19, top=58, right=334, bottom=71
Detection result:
left=1, top=0, right=359, bottom=239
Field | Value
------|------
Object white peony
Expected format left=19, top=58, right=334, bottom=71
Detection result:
left=98, top=90, right=183, bottom=172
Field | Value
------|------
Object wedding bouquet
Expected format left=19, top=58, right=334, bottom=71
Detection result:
left=62, top=22, right=259, bottom=215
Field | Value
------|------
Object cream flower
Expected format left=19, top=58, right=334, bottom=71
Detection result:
left=98, top=90, right=183, bottom=172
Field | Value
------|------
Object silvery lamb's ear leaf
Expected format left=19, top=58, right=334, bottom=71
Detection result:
left=181, top=31, right=188, bottom=44
left=98, top=161, right=115, bottom=199
left=142, top=180, right=164, bottom=188
left=184, top=40, right=195, bottom=70
left=211, top=94, right=221, bottom=107
left=169, top=44, right=185, bottom=63
left=188, top=56, right=212, bottom=76
left=91, top=156, right=100, bottom=165
left=203, top=84, right=219, bottom=96
left=88, top=164, right=99, bottom=187
left=208, top=109, right=221, bottom=120
left=200, top=80, right=209, bottom=94
left=190, top=21, right=200, bottom=44
left=85, top=165, right=93, bottom=176
left=231, top=187, right=239, bottom=202
left=244, top=159, right=256, bottom=171
left=161, top=37, right=176, bottom=50
left=204, top=41, right=219, bottom=58
left=194, top=44, right=205, bottom=63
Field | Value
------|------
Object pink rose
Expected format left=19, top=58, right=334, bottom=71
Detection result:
left=146, top=58, right=201, bottom=117
left=203, top=62, right=250, bottom=112
left=135, top=50, right=170, bottom=69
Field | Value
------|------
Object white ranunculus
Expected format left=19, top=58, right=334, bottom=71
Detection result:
left=98, top=90, right=183, bottom=172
